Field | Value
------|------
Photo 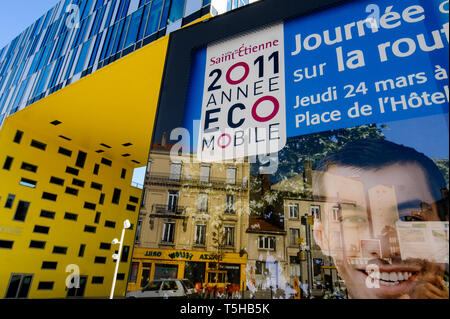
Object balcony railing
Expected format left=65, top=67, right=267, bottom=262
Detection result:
left=145, top=173, right=249, bottom=189
left=150, top=204, right=186, bottom=219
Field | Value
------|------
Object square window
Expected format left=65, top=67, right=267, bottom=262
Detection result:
left=64, top=212, right=78, bottom=221
left=78, top=244, right=86, bottom=257
left=112, top=188, right=121, bottom=204
left=30, top=140, right=47, bottom=151
left=49, top=176, right=64, bottom=186
left=92, top=276, right=104, bottom=284
left=14, top=201, right=30, bottom=221
left=29, top=240, right=46, bottom=249
left=3, top=156, right=14, bottom=170
left=40, top=210, right=55, bottom=219
left=0, top=240, right=14, bottom=249
left=94, top=256, right=106, bottom=264
left=104, top=220, right=116, bottom=228
left=42, top=192, right=57, bottom=201
left=21, top=162, right=38, bottom=173
left=41, top=261, right=57, bottom=269
left=4, top=194, right=15, bottom=208
left=33, top=225, right=50, bottom=234
left=52, top=246, right=67, bottom=254
left=20, top=178, right=37, bottom=188
left=13, top=130, right=23, bottom=144
left=58, top=147, right=72, bottom=157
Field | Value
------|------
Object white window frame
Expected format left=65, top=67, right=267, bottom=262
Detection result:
left=169, top=162, right=182, bottom=181
left=162, top=222, right=175, bottom=243
left=224, top=226, right=235, bottom=247
left=332, top=207, right=340, bottom=221
left=311, top=205, right=320, bottom=219
left=258, top=235, right=276, bottom=250
left=289, top=228, right=300, bottom=245
left=289, top=203, right=299, bottom=219
left=167, top=190, right=179, bottom=212
left=225, top=194, right=235, bottom=213
left=198, top=193, right=208, bottom=212
left=194, top=224, right=206, bottom=245
left=226, top=167, right=237, bottom=185
left=200, top=164, right=211, bottom=183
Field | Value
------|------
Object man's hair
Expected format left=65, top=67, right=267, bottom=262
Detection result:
left=315, top=139, right=447, bottom=208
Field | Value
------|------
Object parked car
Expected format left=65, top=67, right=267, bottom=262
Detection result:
left=126, top=279, right=198, bottom=299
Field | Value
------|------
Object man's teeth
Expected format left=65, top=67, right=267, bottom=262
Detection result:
left=366, top=271, right=413, bottom=285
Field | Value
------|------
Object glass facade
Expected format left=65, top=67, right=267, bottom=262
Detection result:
left=0, top=0, right=229, bottom=127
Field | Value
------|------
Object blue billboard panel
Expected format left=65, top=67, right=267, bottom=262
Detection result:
left=186, top=0, right=449, bottom=158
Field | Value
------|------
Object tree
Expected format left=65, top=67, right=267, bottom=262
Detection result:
left=433, top=158, right=449, bottom=188
left=249, top=124, right=386, bottom=225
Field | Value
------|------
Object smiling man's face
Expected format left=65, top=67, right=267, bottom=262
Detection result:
left=314, top=162, right=448, bottom=299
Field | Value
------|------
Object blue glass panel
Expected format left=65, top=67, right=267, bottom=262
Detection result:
left=89, top=6, right=106, bottom=39
left=48, top=57, right=63, bottom=89
left=12, top=60, right=26, bottom=87
left=28, top=49, right=43, bottom=76
left=41, top=9, right=52, bottom=31
left=51, top=31, right=68, bottom=62
left=145, top=0, right=163, bottom=37
left=33, top=64, right=52, bottom=96
left=99, top=26, right=113, bottom=60
left=111, top=19, right=126, bottom=54
left=168, top=0, right=184, bottom=24
left=137, top=4, right=150, bottom=41
left=0, top=90, right=9, bottom=113
left=81, top=0, right=94, bottom=20
left=159, top=0, right=172, bottom=29
left=74, top=39, right=92, bottom=74
left=104, top=0, right=117, bottom=28
left=124, top=8, right=143, bottom=48
left=203, top=0, right=211, bottom=6
left=71, top=19, right=86, bottom=49
left=227, top=0, right=232, bottom=11
left=121, top=0, right=131, bottom=19
left=13, top=78, right=29, bottom=107
left=115, top=0, right=126, bottom=23
left=105, top=22, right=120, bottom=58
left=95, top=0, right=105, bottom=10
left=88, top=33, right=103, bottom=68
left=64, top=49, right=78, bottom=80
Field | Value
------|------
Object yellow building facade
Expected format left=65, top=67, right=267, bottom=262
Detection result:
left=0, top=32, right=171, bottom=298
left=0, top=120, right=142, bottom=298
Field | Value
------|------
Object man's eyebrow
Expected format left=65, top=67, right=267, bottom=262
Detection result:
left=397, top=200, right=423, bottom=210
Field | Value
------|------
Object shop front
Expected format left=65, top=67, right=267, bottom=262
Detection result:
left=127, top=247, right=247, bottom=293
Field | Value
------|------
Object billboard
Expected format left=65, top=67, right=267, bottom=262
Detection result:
left=185, top=0, right=449, bottom=161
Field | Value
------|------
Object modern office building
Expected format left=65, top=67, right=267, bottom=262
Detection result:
left=0, top=0, right=253, bottom=126
left=0, top=0, right=256, bottom=299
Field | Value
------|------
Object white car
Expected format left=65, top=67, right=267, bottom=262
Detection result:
left=126, top=279, right=198, bottom=299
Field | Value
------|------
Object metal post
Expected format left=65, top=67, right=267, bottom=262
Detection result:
left=305, top=217, right=313, bottom=299
left=110, top=220, right=130, bottom=299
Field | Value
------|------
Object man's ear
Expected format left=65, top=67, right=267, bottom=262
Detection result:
left=313, top=220, right=331, bottom=256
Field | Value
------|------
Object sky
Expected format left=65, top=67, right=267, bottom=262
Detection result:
left=0, top=0, right=61, bottom=49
